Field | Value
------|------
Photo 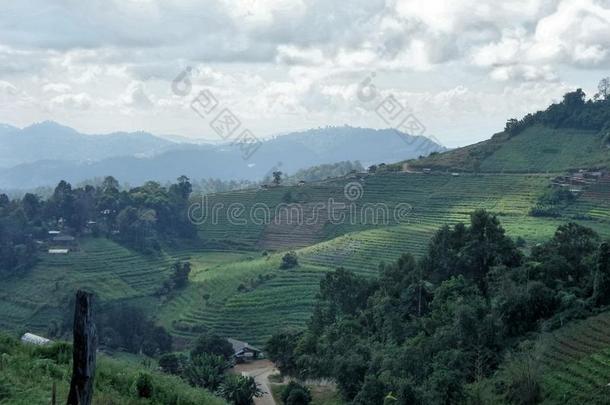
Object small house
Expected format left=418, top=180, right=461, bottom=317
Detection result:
left=48, top=249, right=69, bottom=255
left=228, top=338, right=262, bottom=363
left=48, top=230, right=61, bottom=236
left=423, top=168, right=432, bottom=174
left=21, top=333, right=52, bottom=346
left=297, top=180, right=307, bottom=186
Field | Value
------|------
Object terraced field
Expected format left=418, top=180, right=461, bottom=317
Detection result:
left=540, top=311, right=610, bottom=404
left=158, top=251, right=333, bottom=346
left=3, top=170, right=610, bottom=349
left=0, top=238, right=173, bottom=332
left=0, top=238, right=252, bottom=335
left=198, top=173, right=552, bottom=251
left=564, top=176, right=610, bottom=223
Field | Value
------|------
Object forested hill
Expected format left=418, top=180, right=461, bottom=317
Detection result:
left=0, top=124, right=444, bottom=189
left=266, top=212, right=610, bottom=404
left=406, top=87, right=610, bottom=173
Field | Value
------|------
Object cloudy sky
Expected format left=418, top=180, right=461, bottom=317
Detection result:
left=0, top=0, right=609, bottom=147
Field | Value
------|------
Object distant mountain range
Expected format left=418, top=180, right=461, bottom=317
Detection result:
left=0, top=122, right=445, bottom=189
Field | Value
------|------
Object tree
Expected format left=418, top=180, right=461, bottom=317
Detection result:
left=319, top=267, right=374, bottom=316
left=116, top=206, right=157, bottom=252
left=101, top=176, right=120, bottom=194
left=184, top=353, right=227, bottom=390
left=266, top=330, right=301, bottom=376
left=422, top=210, right=520, bottom=293
left=280, top=251, right=298, bottom=270
left=191, top=333, right=234, bottom=361
left=597, top=77, right=610, bottom=100
left=218, top=375, right=263, bottom=405
left=50, top=180, right=75, bottom=226
left=464, top=210, right=521, bottom=292
left=551, top=223, right=598, bottom=263
left=505, top=118, right=519, bottom=133
left=21, top=193, right=40, bottom=220
left=175, top=175, right=193, bottom=200
left=172, top=261, right=191, bottom=288
left=159, top=353, right=186, bottom=375
left=273, top=171, right=283, bottom=186
left=282, top=381, right=312, bottom=405
left=134, top=372, right=154, bottom=398
left=562, top=89, right=586, bottom=108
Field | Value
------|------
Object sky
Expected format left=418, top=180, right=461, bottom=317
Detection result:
left=0, top=0, right=609, bottom=148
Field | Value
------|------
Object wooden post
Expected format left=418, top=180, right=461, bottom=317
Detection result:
left=67, top=290, right=97, bottom=405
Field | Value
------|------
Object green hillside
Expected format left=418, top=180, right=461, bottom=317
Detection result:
left=0, top=334, right=225, bottom=404
left=3, top=169, right=610, bottom=348
left=162, top=171, right=610, bottom=345
left=408, top=125, right=610, bottom=173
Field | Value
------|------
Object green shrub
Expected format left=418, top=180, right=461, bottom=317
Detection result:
left=281, top=381, right=312, bottom=405
left=280, top=252, right=298, bottom=270
left=183, top=353, right=227, bottom=390
left=0, top=374, right=12, bottom=400
left=33, top=342, right=72, bottom=364
left=218, top=374, right=262, bottom=405
left=191, top=332, right=234, bottom=361
left=134, top=372, right=154, bottom=398
left=159, top=352, right=187, bottom=375
left=0, top=333, right=17, bottom=355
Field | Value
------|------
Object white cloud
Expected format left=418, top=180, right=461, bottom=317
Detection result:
left=42, top=83, right=72, bottom=94
left=119, top=82, right=154, bottom=110
left=0, top=0, right=608, bottom=145
left=0, top=80, right=18, bottom=95
left=49, top=93, right=93, bottom=110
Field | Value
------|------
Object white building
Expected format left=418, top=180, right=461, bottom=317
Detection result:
left=21, top=333, right=52, bottom=346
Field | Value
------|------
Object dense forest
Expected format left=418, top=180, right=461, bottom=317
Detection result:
left=505, top=78, right=610, bottom=138
left=266, top=210, right=610, bottom=404
left=0, top=176, right=196, bottom=275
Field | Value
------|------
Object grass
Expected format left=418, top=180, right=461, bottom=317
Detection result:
left=0, top=333, right=226, bottom=404
left=407, top=125, right=610, bottom=173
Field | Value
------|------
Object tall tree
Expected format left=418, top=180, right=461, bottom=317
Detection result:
left=272, top=171, right=283, bottom=186
left=597, top=77, right=610, bottom=100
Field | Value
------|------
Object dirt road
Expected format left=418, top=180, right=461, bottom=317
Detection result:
left=233, top=360, right=278, bottom=405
